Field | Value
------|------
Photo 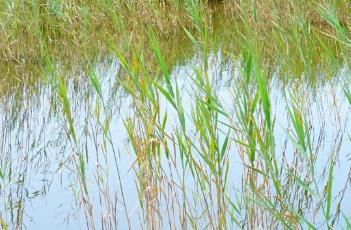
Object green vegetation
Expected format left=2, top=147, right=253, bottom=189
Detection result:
left=0, top=0, right=351, bottom=229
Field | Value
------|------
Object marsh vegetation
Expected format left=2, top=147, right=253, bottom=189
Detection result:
left=0, top=0, right=351, bottom=229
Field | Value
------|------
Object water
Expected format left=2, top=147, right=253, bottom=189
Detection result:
left=1, top=49, right=351, bottom=229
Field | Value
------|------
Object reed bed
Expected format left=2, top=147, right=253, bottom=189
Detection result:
left=0, top=0, right=351, bottom=229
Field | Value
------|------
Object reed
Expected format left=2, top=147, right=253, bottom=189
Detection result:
left=1, top=0, right=351, bottom=229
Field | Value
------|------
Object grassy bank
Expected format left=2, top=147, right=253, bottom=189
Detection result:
left=0, top=0, right=350, bottom=82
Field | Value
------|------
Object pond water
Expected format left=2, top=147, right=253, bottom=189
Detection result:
left=1, top=44, right=351, bottom=229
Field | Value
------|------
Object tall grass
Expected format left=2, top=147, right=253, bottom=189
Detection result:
left=1, top=0, right=351, bottom=229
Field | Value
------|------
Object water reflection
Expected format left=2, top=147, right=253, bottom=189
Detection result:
left=0, top=48, right=351, bottom=228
